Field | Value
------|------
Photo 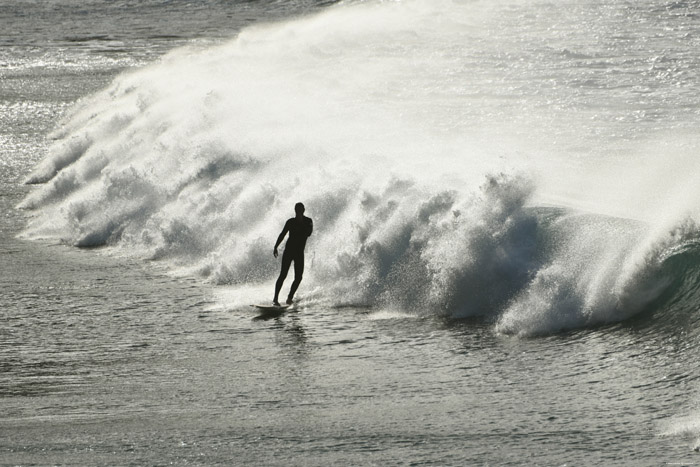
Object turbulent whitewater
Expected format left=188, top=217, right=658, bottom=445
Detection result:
left=19, top=0, right=700, bottom=335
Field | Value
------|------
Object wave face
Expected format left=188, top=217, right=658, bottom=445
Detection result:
left=20, top=0, right=700, bottom=335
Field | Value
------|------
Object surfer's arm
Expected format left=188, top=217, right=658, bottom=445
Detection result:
left=306, top=218, right=313, bottom=237
left=273, top=221, right=290, bottom=257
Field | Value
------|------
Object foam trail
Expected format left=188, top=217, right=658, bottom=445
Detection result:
left=660, top=412, right=700, bottom=453
left=20, top=0, right=700, bottom=335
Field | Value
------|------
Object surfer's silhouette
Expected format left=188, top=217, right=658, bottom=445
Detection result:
left=273, top=202, right=313, bottom=306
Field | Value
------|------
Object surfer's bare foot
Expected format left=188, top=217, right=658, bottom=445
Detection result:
left=286, top=298, right=293, bottom=305
left=273, top=301, right=281, bottom=306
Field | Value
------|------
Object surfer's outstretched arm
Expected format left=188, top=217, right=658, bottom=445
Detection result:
left=273, top=222, right=290, bottom=258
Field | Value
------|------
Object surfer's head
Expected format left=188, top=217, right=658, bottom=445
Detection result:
left=295, top=202, right=305, bottom=215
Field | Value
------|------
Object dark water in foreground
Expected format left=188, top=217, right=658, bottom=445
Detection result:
left=2, top=230, right=698, bottom=465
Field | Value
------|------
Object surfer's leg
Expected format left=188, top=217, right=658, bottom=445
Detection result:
left=287, top=254, right=304, bottom=303
left=274, top=252, right=293, bottom=304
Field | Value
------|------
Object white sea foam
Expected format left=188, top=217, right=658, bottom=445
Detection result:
left=20, top=0, right=700, bottom=335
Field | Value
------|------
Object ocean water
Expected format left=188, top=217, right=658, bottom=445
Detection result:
left=4, top=0, right=700, bottom=464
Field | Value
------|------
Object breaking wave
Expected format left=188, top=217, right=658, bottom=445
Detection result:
left=19, top=0, right=700, bottom=336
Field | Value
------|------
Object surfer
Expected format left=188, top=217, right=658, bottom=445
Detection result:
left=273, top=202, right=313, bottom=306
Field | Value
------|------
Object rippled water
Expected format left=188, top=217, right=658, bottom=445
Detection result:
left=3, top=237, right=697, bottom=465
left=3, top=222, right=699, bottom=464
left=3, top=235, right=696, bottom=465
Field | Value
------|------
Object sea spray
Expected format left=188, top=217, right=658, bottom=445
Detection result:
left=313, top=174, right=540, bottom=312
left=19, top=0, right=700, bottom=335
left=495, top=216, right=700, bottom=336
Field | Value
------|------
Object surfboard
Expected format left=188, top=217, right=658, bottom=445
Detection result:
left=252, top=303, right=291, bottom=311
left=251, top=303, right=292, bottom=320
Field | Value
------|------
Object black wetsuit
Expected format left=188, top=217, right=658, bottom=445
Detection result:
left=275, top=216, right=313, bottom=302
